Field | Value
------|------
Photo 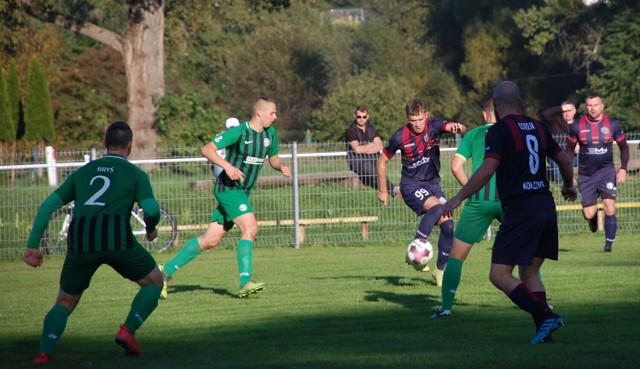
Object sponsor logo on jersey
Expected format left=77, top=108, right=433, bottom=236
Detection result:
left=214, top=135, right=223, bottom=142
left=404, top=143, right=416, bottom=148
left=244, top=156, right=265, bottom=165
left=97, top=167, right=114, bottom=173
left=408, top=156, right=430, bottom=169
left=244, top=140, right=253, bottom=144
left=591, top=147, right=608, bottom=154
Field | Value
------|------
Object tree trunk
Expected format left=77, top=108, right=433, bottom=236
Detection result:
left=19, top=0, right=165, bottom=161
left=122, top=1, right=165, bottom=160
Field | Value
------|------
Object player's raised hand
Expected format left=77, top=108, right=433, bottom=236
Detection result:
left=449, top=122, right=467, bottom=134
left=23, top=248, right=43, bottom=268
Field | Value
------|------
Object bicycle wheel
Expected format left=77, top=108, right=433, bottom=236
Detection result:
left=130, top=206, right=178, bottom=252
left=42, top=207, right=73, bottom=255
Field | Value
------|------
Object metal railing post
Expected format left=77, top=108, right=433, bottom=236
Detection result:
left=292, top=142, right=300, bottom=248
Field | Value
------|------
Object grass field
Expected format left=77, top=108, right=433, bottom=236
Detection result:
left=1, top=233, right=639, bottom=369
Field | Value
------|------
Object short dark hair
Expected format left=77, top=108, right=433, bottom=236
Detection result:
left=354, top=105, right=368, bottom=114
left=105, top=121, right=133, bottom=149
left=253, top=96, right=276, bottom=115
left=405, top=99, right=427, bottom=116
left=482, top=95, right=495, bottom=114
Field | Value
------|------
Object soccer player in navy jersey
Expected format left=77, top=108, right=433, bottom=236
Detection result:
left=24, top=121, right=164, bottom=363
left=444, top=81, right=577, bottom=344
left=161, top=96, right=291, bottom=298
left=566, top=94, right=629, bottom=252
left=377, top=99, right=466, bottom=287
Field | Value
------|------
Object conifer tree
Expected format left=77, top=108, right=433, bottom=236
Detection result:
left=0, top=66, right=13, bottom=163
left=25, top=58, right=55, bottom=161
left=7, top=60, right=21, bottom=140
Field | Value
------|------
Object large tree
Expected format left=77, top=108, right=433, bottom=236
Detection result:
left=18, top=0, right=165, bottom=159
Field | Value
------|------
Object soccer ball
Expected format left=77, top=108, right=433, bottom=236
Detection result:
left=405, top=238, right=434, bottom=271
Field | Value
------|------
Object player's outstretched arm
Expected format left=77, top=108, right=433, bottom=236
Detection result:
left=445, top=122, right=467, bottom=134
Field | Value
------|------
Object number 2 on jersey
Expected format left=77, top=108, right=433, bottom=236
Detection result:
left=84, top=175, right=111, bottom=206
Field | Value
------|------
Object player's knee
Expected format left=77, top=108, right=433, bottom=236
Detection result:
left=148, top=267, right=164, bottom=288
left=244, top=225, right=259, bottom=240
left=199, top=235, right=222, bottom=250
left=427, top=203, right=445, bottom=218
left=439, top=219, right=454, bottom=236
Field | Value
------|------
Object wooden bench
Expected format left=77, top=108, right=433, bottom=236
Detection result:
left=555, top=202, right=640, bottom=231
left=166, top=215, right=379, bottom=244
left=189, top=171, right=362, bottom=190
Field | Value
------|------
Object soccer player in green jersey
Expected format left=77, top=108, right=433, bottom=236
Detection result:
left=23, top=121, right=164, bottom=364
left=432, top=97, right=503, bottom=318
left=161, top=96, right=291, bottom=298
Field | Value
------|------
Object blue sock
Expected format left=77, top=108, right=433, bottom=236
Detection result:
left=415, top=204, right=444, bottom=240
left=436, top=219, right=453, bottom=270
left=604, top=214, right=616, bottom=247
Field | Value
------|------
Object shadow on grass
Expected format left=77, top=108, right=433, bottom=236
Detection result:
left=168, top=284, right=237, bottom=298
left=7, top=299, right=640, bottom=369
left=312, top=274, right=437, bottom=287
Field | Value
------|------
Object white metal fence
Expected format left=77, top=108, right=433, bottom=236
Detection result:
left=1, top=138, right=639, bottom=259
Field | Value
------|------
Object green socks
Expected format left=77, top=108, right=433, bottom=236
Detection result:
left=237, top=239, right=254, bottom=288
left=124, top=284, right=161, bottom=333
left=441, top=258, right=463, bottom=311
left=39, top=304, right=70, bottom=355
left=164, top=238, right=203, bottom=277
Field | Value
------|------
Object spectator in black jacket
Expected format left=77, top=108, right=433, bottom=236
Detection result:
left=346, top=105, right=395, bottom=196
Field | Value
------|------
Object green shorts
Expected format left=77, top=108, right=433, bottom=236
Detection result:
left=59, top=245, right=157, bottom=295
left=211, top=188, right=254, bottom=230
left=454, top=200, right=504, bottom=244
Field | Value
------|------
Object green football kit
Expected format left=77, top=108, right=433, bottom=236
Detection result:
left=26, top=153, right=162, bottom=356
left=163, top=122, right=281, bottom=292
left=441, top=124, right=503, bottom=314
left=453, top=123, right=503, bottom=244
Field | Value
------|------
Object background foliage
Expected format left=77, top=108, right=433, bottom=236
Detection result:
left=1, top=0, right=639, bottom=151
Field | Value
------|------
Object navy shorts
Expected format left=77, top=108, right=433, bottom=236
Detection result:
left=400, top=181, right=447, bottom=216
left=578, top=167, right=617, bottom=206
left=491, top=206, right=559, bottom=266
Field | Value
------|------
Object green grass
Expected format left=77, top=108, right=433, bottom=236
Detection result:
left=1, top=233, right=639, bottom=368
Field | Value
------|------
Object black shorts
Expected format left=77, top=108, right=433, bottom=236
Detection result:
left=60, top=245, right=157, bottom=295
left=491, top=206, right=559, bottom=266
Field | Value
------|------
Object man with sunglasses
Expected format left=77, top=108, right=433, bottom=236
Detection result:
left=346, top=105, right=396, bottom=196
